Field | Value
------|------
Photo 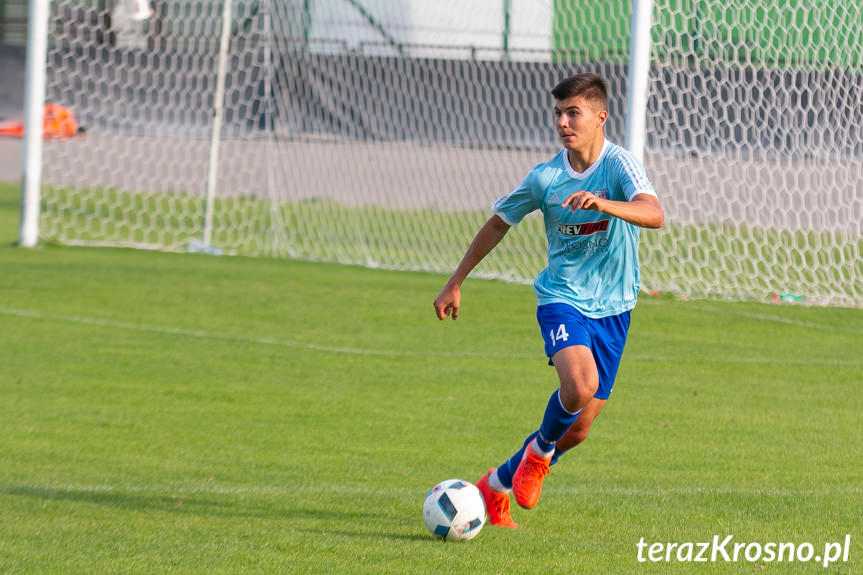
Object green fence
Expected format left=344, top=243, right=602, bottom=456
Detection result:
left=0, top=0, right=28, bottom=45
left=554, top=0, right=863, bottom=70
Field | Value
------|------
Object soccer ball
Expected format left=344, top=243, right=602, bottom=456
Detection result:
left=422, top=479, right=486, bottom=541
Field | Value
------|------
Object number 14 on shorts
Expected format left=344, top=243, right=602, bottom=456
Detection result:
left=549, top=323, right=569, bottom=347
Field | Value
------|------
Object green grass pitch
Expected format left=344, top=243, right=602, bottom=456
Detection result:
left=0, top=182, right=861, bottom=574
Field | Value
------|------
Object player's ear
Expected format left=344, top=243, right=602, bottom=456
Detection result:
left=597, top=109, right=608, bottom=127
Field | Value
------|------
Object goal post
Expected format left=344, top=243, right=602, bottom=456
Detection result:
left=624, top=0, right=652, bottom=164
left=22, top=0, right=863, bottom=306
left=18, top=0, right=50, bottom=247
left=200, top=0, right=232, bottom=250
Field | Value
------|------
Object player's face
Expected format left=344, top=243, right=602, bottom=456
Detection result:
left=554, top=96, right=607, bottom=150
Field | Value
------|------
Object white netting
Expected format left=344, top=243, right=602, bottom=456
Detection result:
left=37, top=0, right=862, bottom=305
left=645, top=1, right=863, bottom=304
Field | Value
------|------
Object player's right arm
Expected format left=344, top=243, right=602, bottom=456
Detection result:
left=433, top=214, right=511, bottom=320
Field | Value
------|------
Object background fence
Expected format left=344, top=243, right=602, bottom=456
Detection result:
left=8, top=0, right=863, bottom=305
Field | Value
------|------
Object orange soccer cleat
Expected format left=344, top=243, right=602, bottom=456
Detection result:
left=511, top=444, right=552, bottom=509
left=476, top=469, right=518, bottom=528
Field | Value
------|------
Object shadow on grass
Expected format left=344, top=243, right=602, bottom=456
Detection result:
left=305, top=528, right=431, bottom=542
left=1, top=484, right=285, bottom=519
left=1, top=484, right=401, bottom=527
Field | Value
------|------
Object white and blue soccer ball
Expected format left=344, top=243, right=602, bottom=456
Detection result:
left=423, top=479, right=486, bottom=541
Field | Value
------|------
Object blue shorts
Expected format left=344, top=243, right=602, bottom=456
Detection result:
left=537, top=303, right=631, bottom=400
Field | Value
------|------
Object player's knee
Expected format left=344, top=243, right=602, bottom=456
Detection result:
left=559, top=376, right=598, bottom=411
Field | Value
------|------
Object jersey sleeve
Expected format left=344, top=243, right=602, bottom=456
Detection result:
left=613, top=150, right=657, bottom=201
left=491, top=167, right=543, bottom=226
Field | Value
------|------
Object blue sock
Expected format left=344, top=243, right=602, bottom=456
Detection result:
left=537, top=389, right=582, bottom=452
left=495, top=432, right=537, bottom=489
left=494, top=390, right=582, bottom=490
left=495, top=435, right=576, bottom=490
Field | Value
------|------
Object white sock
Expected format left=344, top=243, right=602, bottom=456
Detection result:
left=488, top=469, right=510, bottom=493
left=529, top=437, right=555, bottom=459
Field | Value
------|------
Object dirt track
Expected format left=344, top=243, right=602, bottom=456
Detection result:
left=3, top=133, right=860, bottom=235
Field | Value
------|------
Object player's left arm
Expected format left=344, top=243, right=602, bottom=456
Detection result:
left=561, top=191, right=663, bottom=229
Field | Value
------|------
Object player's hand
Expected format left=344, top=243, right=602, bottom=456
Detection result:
left=434, top=282, right=461, bottom=320
left=562, top=191, right=604, bottom=212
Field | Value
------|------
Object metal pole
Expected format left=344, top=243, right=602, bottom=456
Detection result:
left=344, top=0, right=402, bottom=55
left=502, top=0, right=511, bottom=61
left=693, top=0, right=702, bottom=58
left=19, top=0, right=50, bottom=247
left=202, top=0, right=233, bottom=249
left=302, top=0, right=311, bottom=50
left=624, top=0, right=654, bottom=163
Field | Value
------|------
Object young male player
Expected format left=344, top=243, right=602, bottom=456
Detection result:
left=433, top=73, right=663, bottom=528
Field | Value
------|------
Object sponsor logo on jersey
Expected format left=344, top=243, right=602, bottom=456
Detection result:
left=558, top=219, right=609, bottom=237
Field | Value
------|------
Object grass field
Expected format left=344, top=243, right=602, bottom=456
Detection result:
left=0, top=181, right=861, bottom=574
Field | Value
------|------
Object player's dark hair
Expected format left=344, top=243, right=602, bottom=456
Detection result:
left=551, top=73, right=608, bottom=112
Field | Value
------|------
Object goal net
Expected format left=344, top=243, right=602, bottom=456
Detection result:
left=36, top=0, right=862, bottom=306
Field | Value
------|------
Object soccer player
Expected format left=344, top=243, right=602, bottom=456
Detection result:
left=433, top=73, right=663, bottom=528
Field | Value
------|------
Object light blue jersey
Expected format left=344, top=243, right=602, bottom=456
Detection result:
left=492, top=140, right=656, bottom=318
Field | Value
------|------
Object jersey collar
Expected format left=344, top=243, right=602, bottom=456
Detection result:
left=562, top=139, right=610, bottom=180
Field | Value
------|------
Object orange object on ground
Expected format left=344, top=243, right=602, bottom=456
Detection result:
left=0, top=103, right=82, bottom=140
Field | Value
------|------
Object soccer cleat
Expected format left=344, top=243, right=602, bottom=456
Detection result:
left=476, top=469, right=518, bottom=528
left=511, top=444, right=552, bottom=509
